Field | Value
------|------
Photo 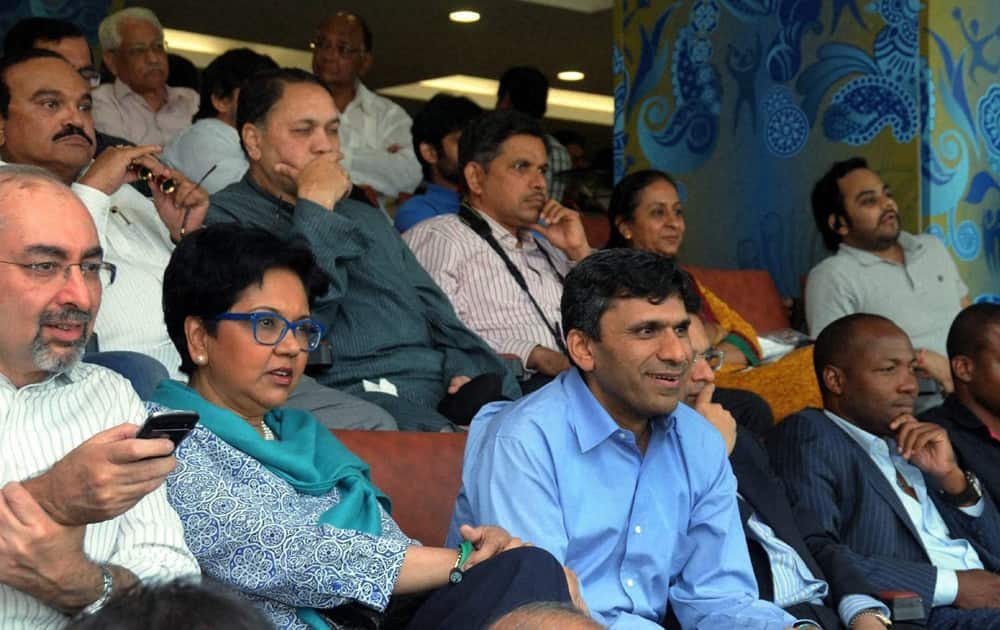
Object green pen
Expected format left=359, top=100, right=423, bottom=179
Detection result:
left=449, top=540, right=474, bottom=584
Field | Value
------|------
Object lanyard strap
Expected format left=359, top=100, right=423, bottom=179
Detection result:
left=458, top=204, right=568, bottom=355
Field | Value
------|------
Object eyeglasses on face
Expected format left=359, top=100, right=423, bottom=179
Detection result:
left=309, top=39, right=365, bottom=58
left=0, top=260, right=116, bottom=288
left=214, top=311, right=325, bottom=352
left=78, top=67, right=101, bottom=88
left=120, top=41, right=167, bottom=59
left=694, top=348, right=724, bottom=372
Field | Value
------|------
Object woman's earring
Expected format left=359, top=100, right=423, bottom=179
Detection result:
left=195, top=355, right=206, bottom=365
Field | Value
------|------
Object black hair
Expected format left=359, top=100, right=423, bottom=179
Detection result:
left=235, top=67, right=332, bottom=154
left=497, top=66, right=549, bottom=119
left=65, top=579, right=270, bottom=630
left=553, top=129, right=585, bottom=150
left=167, top=53, right=200, bottom=92
left=0, top=48, right=69, bottom=117
left=812, top=312, right=895, bottom=395
left=195, top=48, right=277, bottom=121
left=162, top=223, right=329, bottom=375
left=606, top=169, right=680, bottom=249
left=411, top=93, right=482, bottom=180
left=561, top=248, right=698, bottom=341
left=3, top=17, right=84, bottom=58
left=947, top=303, right=1000, bottom=360
left=810, top=156, right=869, bottom=251
left=458, top=109, right=546, bottom=188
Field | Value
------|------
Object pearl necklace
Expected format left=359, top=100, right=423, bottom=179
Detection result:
left=260, top=421, right=275, bottom=441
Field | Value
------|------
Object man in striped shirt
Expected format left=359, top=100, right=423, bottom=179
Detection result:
left=404, top=110, right=592, bottom=392
left=0, top=165, right=198, bottom=629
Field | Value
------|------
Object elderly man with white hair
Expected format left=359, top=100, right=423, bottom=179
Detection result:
left=91, top=7, right=197, bottom=145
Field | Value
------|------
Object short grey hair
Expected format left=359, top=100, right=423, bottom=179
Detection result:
left=98, top=7, right=163, bottom=51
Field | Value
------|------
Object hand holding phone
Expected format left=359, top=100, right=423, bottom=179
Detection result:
left=136, top=410, right=199, bottom=448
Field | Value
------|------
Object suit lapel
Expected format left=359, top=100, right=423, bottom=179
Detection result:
left=840, top=432, right=928, bottom=553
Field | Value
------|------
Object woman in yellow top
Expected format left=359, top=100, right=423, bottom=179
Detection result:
left=606, top=169, right=820, bottom=423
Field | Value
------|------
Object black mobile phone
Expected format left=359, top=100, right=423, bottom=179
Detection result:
left=136, top=410, right=200, bottom=447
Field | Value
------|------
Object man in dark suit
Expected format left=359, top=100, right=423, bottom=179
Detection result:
left=685, top=315, right=892, bottom=630
left=921, top=303, right=1000, bottom=500
left=770, top=313, right=1000, bottom=628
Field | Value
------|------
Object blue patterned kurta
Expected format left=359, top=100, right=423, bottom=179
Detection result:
left=167, top=426, right=414, bottom=629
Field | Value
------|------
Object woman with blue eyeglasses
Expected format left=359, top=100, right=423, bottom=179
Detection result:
left=149, top=224, right=580, bottom=630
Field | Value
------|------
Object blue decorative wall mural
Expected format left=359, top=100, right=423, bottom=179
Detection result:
left=0, top=0, right=111, bottom=46
left=923, top=2, right=1000, bottom=304
left=614, top=0, right=998, bottom=302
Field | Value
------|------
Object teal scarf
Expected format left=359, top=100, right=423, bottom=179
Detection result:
left=152, top=380, right=391, bottom=629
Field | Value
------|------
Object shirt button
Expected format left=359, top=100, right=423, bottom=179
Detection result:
left=618, top=431, right=627, bottom=439
left=634, top=525, right=642, bottom=534
left=626, top=578, right=635, bottom=588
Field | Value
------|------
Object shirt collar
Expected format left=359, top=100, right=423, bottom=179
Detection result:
left=345, top=81, right=375, bottom=115
left=837, top=230, right=923, bottom=267
left=469, top=204, right=537, bottom=250
left=823, top=409, right=895, bottom=461
left=244, top=172, right=295, bottom=214
left=0, top=363, right=81, bottom=391
left=112, top=77, right=169, bottom=105
left=424, top=183, right=460, bottom=201
left=564, top=368, right=675, bottom=453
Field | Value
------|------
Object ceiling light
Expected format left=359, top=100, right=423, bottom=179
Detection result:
left=449, top=10, right=481, bottom=23
left=557, top=70, right=585, bottom=82
left=378, top=74, right=613, bottom=126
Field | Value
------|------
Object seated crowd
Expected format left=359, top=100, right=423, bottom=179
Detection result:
left=1, top=7, right=997, bottom=630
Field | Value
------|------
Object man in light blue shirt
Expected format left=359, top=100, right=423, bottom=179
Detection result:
left=395, top=93, right=481, bottom=233
left=449, top=249, right=797, bottom=629
left=771, top=314, right=1000, bottom=628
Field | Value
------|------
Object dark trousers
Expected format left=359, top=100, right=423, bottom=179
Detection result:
left=403, top=547, right=572, bottom=629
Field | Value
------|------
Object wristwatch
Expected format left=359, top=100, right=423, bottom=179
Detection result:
left=850, top=608, right=892, bottom=628
left=943, top=470, right=983, bottom=506
left=80, top=565, right=114, bottom=616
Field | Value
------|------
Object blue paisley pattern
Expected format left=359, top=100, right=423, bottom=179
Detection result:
left=797, top=0, right=920, bottom=145
left=167, top=426, right=412, bottom=630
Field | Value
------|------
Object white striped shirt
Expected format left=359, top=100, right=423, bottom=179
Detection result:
left=70, top=180, right=184, bottom=379
left=0, top=363, right=199, bottom=629
left=403, top=211, right=570, bottom=366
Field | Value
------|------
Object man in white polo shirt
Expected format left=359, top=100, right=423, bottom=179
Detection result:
left=806, top=157, right=970, bottom=406
left=0, top=164, right=198, bottom=629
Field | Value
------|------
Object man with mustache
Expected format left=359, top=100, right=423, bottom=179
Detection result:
left=0, top=50, right=398, bottom=429
left=770, top=314, right=1000, bottom=628
left=404, top=110, right=591, bottom=392
left=2, top=16, right=138, bottom=162
left=806, top=157, right=970, bottom=408
left=0, top=48, right=208, bottom=378
left=449, top=250, right=801, bottom=628
left=91, top=8, right=197, bottom=146
left=0, top=164, right=198, bottom=629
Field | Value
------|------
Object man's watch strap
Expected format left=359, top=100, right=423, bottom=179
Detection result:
left=943, top=470, right=983, bottom=506
left=80, top=565, right=114, bottom=616
left=850, top=608, right=892, bottom=628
